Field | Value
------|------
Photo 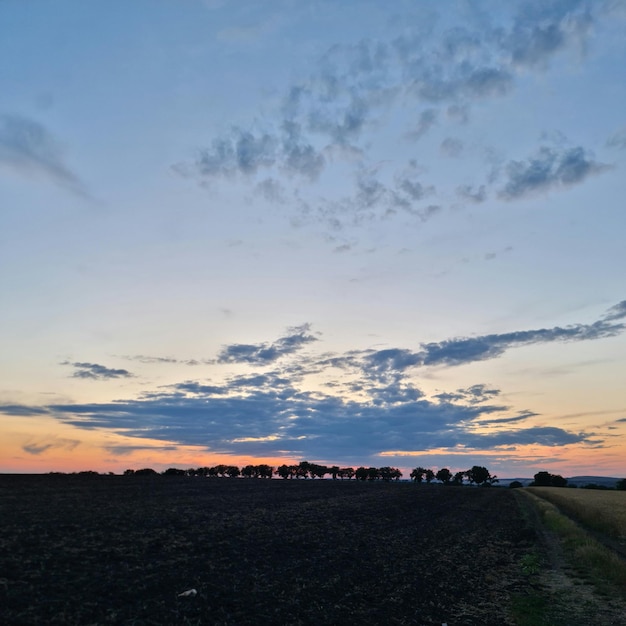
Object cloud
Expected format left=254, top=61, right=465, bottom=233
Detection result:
left=186, top=120, right=327, bottom=185
left=281, top=121, right=326, bottom=179
left=217, top=323, right=318, bottom=364
left=474, top=411, right=539, bottom=426
left=121, top=355, right=200, bottom=366
left=435, top=384, right=501, bottom=405
left=38, top=379, right=592, bottom=462
left=456, top=184, right=487, bottom=203
left=122, top=355, right=178, bottom=364
left=64, top=362, right=134, bottom=380
left=22, top=437, right=80, bottom=455
left=301, top=161, right=437, bottom=230
left=176, top=2, right=606, bottom=241
left=0, top=404, right=51, bottom=416
left=460, top=426, right=591, bottom=448
left=195, top=128, right=277, bottom=179
left=503, top=2, right=593, bottom=70
left=406, top=109, right=437, bottom=140
left=601, top=300, right=626, bottom=322
left=307, top=93, right=370, bottom=146
left=606, top=128, right=626, bottom=150
left=104, top=444, right=179, bottom=456
left=446, top=104, right=469, bottom=124
left=419, top=318, right=622, bottom=367
left=7, top=301, right=623, bottom=463
left=440, top=137, right=464, bottom=157
left=499, top=145, right=609, bottom=200
left=362, top=300, right=625, bottom=373
left=0, top=114, right=88, bottom=196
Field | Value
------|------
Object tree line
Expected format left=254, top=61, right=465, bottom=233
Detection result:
left=121, top=461, right=498, bottom=485
left=51, top=466, right=626, bottom=490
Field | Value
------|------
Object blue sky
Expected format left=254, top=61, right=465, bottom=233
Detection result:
left=1, top=0, right=625, bottom=477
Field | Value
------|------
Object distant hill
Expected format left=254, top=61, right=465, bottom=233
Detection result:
left=566, top=476, right=621, bottom=488
left=499, top=476, right=622, bottom=488
left=497, top=478, right=533, bottom=487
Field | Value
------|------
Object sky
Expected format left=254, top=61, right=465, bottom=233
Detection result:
left=1, top=0, right=626, bottom=478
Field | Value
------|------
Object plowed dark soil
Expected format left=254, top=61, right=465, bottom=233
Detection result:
left=1, top=475, right=537, bottom=625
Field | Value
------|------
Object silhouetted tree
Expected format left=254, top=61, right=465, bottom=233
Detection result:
left=213, top=464, right=229, bottom=477
left=410, top=467, right=426, bottom=483
left=509, top=481, right=523, bottom=489
left=379, top=466, right=402, bottom=481
left=532, top=471, right=552, bottom=486
left=424, top=469, right=435, bottom=484
left=338, top=467, right=355, bottom=480
left=309, top=463, right=329, bottom=479
left=550, top=474, right=567, bottom=487
left=296, top=461, right=311, bottom=479
left=467, top=466, right=496, bottom=486
left=355, top=467, right=369, bottom=481
left=257, top=464, right=273, bottom=478
left=452, top=471, right=465, bottom=485
left=616, top=478, right=626, bottom=491
left=226, top=465, right=240, bottom=478
left=367, top=467, right=380, bottom=481
left=135, top=468, right=157, bottom=476
left=163, top=467, right=185, bottom=476
left=241, top=465, right=255, bottom=478
left=531, top=471, right=566, bottom=487
left=276, top=464, right=294, bottom=479
left=436, top=468, right=452, bottom=485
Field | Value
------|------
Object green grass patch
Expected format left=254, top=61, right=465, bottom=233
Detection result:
left=527, top=487, right=626, bottom=540
left=522, top=490, right=626, bottom=596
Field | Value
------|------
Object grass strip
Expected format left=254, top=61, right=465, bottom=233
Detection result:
left=521, top=490, right=626, bottom=595
left=527, top=487, right=626, bottom=540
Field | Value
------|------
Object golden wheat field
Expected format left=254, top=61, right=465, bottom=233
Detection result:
left=527, top=487, right=626, bottom=540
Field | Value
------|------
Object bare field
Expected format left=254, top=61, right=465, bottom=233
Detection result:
left=0, top=475, right=536, bottom=625
left=527, top=487, right=626, bottom=541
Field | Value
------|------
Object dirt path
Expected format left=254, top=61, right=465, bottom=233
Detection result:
left=513, top=490, right=626, bottom=626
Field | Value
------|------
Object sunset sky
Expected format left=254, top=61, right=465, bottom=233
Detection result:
left=1, top=0, right=625, bottom=478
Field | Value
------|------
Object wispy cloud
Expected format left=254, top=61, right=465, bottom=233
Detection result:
left=440, top=137, right=464, bottom=157
left=606, top=128, right=626, bottom=150
left=63, top=362, right=134, bottom=380
left=5, top=301, right=621, bottom=463
left=217, top=323, right=318, bottom=364
left=498, top=145, right=609, bottom=200
left=406, top=109, right=438, bottom=141
left=601, top=300, right=626, bottom=322
left=0, top=404, right=52, bottom=416
left=361, top=303, right=624, bottom=376
left=0, top=114, right=88, bottom=196
left=456, top=184, right=487, bottom=203
left=39, top=377, right=592, bottom=462
left=22, top=437, right=80, bottom=455
left=120, top=355, right=200, bottom=366
left=434, top=384, right=501, bottom=405
left=104, top=444, right=179, bottom=457
left=175, top=1, right=605, bottom=239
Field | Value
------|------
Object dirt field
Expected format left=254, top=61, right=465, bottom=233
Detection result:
left=0, top=475, right=575, bottom=625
